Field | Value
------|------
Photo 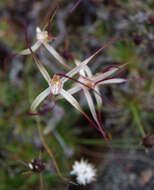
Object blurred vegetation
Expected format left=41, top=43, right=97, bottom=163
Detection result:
left=0, top=0, right=154, bottom=189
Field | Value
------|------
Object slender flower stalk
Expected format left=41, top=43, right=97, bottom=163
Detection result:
left=36, top=116, right=69, bottom=182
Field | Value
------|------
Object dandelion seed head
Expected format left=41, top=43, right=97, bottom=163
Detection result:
left=70, top=159, right=96, bottom=185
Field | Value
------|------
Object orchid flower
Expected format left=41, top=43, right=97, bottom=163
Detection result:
left=73, top=59, right=103, bottom=127
left=19, top=27, right=71, bottom=70
left=30, top=36, right=141, bottom=122
left=24, top=24, right=143, bottom=163
left=61, top=58, right=139, bottom=128
left=23, top=31, right=98, bottom=129
left=23, top=21, right=141, bottom=128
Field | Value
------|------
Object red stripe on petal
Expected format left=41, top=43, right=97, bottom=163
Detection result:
left=47, top=6, right=58, bottom=34
left=57, top=73, right=115, bottom=107
left=23, top=22, right=41, bottom=64
left=100, top=65, right=120, bottom=73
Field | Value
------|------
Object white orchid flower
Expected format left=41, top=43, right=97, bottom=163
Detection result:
left=19, top=27, right=71, bottom=70
left=23, top=23, right=141, bottom=131
left=73, top=59, right=102, bottom=127
left=30, top=35, right=141, bottom=119
left=27, top=46, right=99, bottom=129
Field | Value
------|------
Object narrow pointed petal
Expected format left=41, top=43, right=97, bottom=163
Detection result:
left=95, top=78, right=127, bottom=85
left=75, top=59, right=92, bottom=76
left=62, top=55, right=94, bottom=83
left=94, top=86, right=103, bottom=111
left=28, top=95, right=55, bottom=116
left=35, top=58, right=52, bottom=83
left=57, top=73, right=115, bottom=107
left=23, top=22, right=51, bottom=83
left=56, top=85, right=82, bottom=100
left=80, top=64, right=103, bottom=111
left=92, top=68, right=119, bottom=82
left=60, top=89, right=83, bottom=112
left=43, top=42, right=71, bottom=70
left=60, top=89, right=98, bottom=129
left=19, top=41, right=41, bottom=55
left=100, top=65, right=120, bottom=73
left=82, top=64, right=103, bottom=110
left=83, top=88, right=100, bottom=126
left=63, top=36, right=134, bottom=83
left=67, top=85, right=82, bottom=95
left=31, top=87, right=50, bottom=111
left=84, top=65, right=93, bottom=77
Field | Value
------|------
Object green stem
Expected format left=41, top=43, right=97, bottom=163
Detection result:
left=130, top=103, right=145, bottom=137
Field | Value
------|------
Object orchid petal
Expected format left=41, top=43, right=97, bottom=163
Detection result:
left=60, top=89, right=98, bottom=129
left=62, top=36, right=133, bottom=83
left=56, top=85, right=82, bottom=100
left=62, top=55, right=94, bottom=83
left=31, top=87, right=50, bottom=111
left=94, top=86, right=103, bottom=110
left=76, top=60, right=102, bottom=110
left=74, top=59, right=103, bottom=116
left=23, top=22, right=51, bottom=83
left=84, top=65, right=93, bottom=77
left=19, top=41, right=41, bottom=55
left=83, top=65, right=103, bottom=110
left=43, top=42, right=71, bottom=70
left=96, top=78, right=127, bottom=85
left=83, top=88, right=99, bottom=126
left=67, top=85, right=82, bottom=95
left=92, top=68, right=119, bottom=82
left=60, top=89, right=83, bottom=113
left=34, top=58, right=52, bottom=83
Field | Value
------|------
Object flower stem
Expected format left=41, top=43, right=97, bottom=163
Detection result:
left=130, top=103, right=145, bottom=137
left=36, top=117, right=67, bottom=182
left=39, top=173, right=44, bottom=190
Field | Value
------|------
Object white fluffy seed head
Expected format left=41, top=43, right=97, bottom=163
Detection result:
left=70, top=159, right=96, bottom=185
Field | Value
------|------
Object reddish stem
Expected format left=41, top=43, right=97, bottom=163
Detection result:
left=100, top=65, right=120, bottom=73
left=3, top=53, right=18, bottom=71
left=47, top=6, right=58, bottom=34
left=94, top=68, right=128, bottom=86
left=56, top=73, right=115, bottom=107
left=23, top=22, right=41, bottom=65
